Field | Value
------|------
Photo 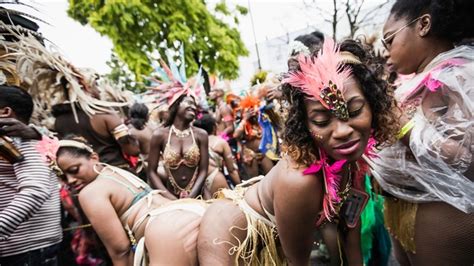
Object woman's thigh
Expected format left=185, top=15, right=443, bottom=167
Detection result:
left=198, top=200, right=247, bottom=265
left=145, top=210, right=202, bottom=266
left=210, top=172, right=229, bottom=195
left=409, top=202, right=474, bottom=266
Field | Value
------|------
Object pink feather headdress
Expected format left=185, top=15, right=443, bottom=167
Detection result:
left=284, top=38, right=368, bottom=223
left=283, top=37, right=352, bottom=120
left=145, top=47, right=205, bottom=109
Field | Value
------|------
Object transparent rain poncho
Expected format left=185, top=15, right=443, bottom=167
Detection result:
left=370, top=45, right=474, bottom=213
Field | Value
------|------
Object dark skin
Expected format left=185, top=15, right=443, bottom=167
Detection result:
left=210, top=125, right=240, bottom=185
left=147, top=96, right=209, bottom=200
left=233, top=108, right=274, bottom=177
left=383, top=14, right=453, bottom=76
left=198, top=77, right=370, bottom=265
left=210, top=88, right=234, bottom=136
left=303, top=76, right=371, bottom=265
left=87, top=112, right=141, bottom=157
left=383, top=13, right=472, bottom=177
left=0, top=117, right=42, bottom=140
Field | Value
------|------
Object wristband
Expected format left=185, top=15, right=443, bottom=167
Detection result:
left=397, top=118, right=415, bottom=140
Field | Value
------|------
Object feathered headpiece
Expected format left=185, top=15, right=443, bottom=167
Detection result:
left=284, top=37, right=366, bottom=223
left=1, top=19, right=128, bottom=128
left=146, top=46, right=205, bottom=109
left=239, top=91, right=260, bottom=110
left=0, top=4, right=41, bottom=87
left=283, top=37, right=361, bottom=121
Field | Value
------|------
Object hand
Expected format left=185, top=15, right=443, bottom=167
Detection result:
left=0, top=118, right=42, bottom=140
left=243, top=108, right=256, bottom=121
left=267, top=85, right=283, bottom=100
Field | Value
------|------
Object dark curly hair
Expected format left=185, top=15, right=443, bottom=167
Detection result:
left=129, top=102, right=149, bottom=130
left=390, top=0, right=474, bottom=43
left=282, top=39, right=399, bottom=166
left=193, top=113, right=216, bottom=135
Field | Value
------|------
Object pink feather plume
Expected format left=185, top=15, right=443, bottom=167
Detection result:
left=283, top=38, right=352, bottom=106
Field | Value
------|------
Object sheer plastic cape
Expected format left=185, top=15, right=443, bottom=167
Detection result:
left=370, top=45, right=474, bottom=213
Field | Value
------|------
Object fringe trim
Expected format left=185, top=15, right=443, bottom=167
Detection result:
left=215, top=188, right=286, bottom=266
left=384, top=198, right=417, bottom=253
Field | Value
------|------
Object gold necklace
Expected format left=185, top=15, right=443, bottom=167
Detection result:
left=171, top=125, right=191, bottom=138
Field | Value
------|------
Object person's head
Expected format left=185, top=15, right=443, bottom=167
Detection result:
left=0, top=85, right=34, bottom=123
left=282, top=39, right=398, bottom=165
left=288, top=31, right=325, bottom=71
left=128, top=102, right=149, bottom=130
left=193, top=114, right=216, bottom=135
left=383, top=0, right=472, bottom=74
left=294, top=30, right=325, bottom=55
left=56, top=136, right=100, bottom=191
left=163, top=94, right=197, bottom=127
left=209, top=87, right=224, bottom=101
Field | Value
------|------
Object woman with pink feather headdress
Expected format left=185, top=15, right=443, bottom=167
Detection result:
left=146, top=48, right=210, bottom=200
left=197, top=38, right=399, bottom=265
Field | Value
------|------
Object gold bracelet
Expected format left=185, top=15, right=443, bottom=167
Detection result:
left=397, top=118, right=415, bottom=139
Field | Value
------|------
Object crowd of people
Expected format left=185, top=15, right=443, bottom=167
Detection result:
left=0, top=0, right=473, bottom=265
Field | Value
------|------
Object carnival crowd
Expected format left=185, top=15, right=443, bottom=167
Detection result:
left=0, top=0, right=473, bottom=265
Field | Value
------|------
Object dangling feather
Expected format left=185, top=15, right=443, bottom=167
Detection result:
left=303, top=148, right=346, bottom=221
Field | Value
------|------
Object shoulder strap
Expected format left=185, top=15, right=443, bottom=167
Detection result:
left=190, top=127, right=196, bottom=144
left=167, top=127, right=173, bottom=145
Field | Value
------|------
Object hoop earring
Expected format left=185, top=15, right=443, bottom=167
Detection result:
left=93, top=163, right=108, bottom=175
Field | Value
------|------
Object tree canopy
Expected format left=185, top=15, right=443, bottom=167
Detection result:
left=67, top=0, right=249, bottom=80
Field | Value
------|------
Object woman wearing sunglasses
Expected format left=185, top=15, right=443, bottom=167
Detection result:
left=373, top=0, right=474, bottom=265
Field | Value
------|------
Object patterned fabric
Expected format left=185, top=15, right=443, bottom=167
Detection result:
left=0, top=140, right=62, bottom=257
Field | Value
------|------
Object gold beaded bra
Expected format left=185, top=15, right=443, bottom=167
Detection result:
left=163, top=126, right=200, bottom=169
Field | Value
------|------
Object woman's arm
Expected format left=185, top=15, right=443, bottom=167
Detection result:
left=218, top=104, right=235, bottom=136
left=101, top=113, right=141, bottom=157
left=342, top=222, right=363, bottom=265
left=78, top=188, right=133, bottom=266
left=273, top=163, right=323, bottom=265
left=147, top=129, right=177, bottom=200
left=232, top=119, right=246, bottom=140
left=221, top=140, right=241, bottom=185
left=189, top=128, right=209, bottom=198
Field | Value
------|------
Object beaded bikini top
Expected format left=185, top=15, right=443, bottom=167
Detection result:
left=163, top=126, right=200, bottom=169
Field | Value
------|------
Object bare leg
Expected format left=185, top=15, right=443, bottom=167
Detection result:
left=408, top=202, right=474, bottom=266
left=320, top=222, right=342, bottom=266
left=198, top=200, right=247, bottom=265
left=390, top=237, right=411, bottom=266
left=210, top=172, right=229, bottom=196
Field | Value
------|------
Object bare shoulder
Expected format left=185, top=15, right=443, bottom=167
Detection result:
left=272, top=156, right=323, bottom=196
left=270, top=156, right=324, bottom=217
left=151, top=126, right=169, bottom=139
left=78, top=180, right=109, bottom=205
left=93, top=111, right=122, bottom=125
left=192, top=126, right=208, bottom=139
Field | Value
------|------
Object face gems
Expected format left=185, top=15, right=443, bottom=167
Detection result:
left=320, top=81, right=349, bottom=121
left=311, top=131, right=323, bottom=140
